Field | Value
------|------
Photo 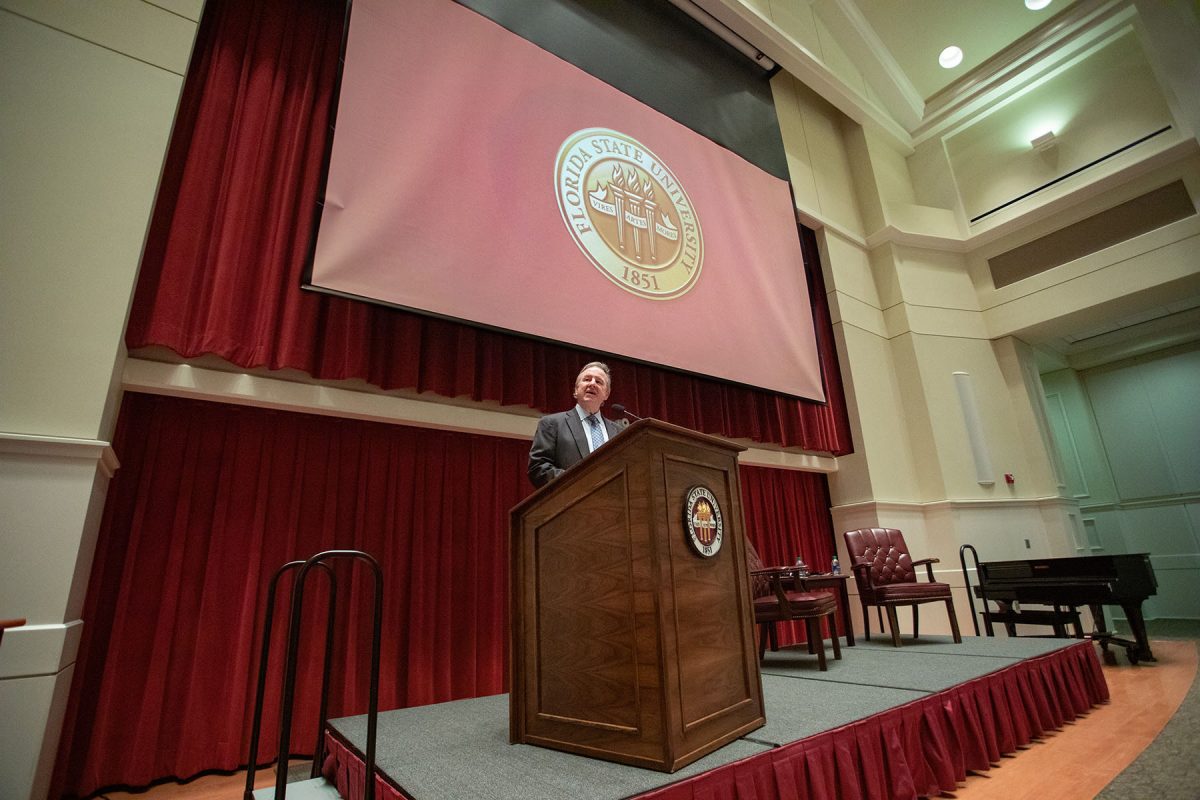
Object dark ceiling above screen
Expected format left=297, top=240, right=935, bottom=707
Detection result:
left=454, top=0, right=789, bottom=181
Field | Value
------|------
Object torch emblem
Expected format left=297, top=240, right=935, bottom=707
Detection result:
left=555, top=129, right=703, bottom=299
left=684, top=485, right=724, bottom=558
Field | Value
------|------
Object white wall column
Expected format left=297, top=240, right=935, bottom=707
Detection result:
left=0, top=2, right=202, bottom=797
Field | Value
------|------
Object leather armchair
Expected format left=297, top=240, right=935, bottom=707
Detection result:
left=843, top=527, right=962, bottom=647
left=746, top=539, right=841, bottom=670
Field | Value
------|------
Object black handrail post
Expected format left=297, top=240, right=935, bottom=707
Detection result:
left=311, top=571, right=339, bottom=779
left=959, top=544, right=982, bottom=637
left=271, top=550, right=383, bottom=800
left=245, top=561, right=303, bottom=800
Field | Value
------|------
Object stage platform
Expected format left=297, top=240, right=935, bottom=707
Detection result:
left=323, top=636, right=1108, bottom=800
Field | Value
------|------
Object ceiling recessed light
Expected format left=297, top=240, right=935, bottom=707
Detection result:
left=1025, top=0, right=1052, bottom=10
left=939, top=46, right=963, bottom=69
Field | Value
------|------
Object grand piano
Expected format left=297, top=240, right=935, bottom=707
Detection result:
left=963, top=550, right=1158, bottom=664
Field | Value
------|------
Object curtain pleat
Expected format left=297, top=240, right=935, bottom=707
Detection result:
left=125, top=0, right=853, bottom=455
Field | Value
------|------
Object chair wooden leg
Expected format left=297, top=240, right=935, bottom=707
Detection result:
left=946, top=598, right=962, bottom=643
left=861, top=601, right=871, bottom=641
left=886, top=606, right=902, bottom=647
left=829, top=615, right=842, bottom=661
left=768, top=621, right=779, bottom=653
left=913, top=604, right=920, bottom=640
left=758, top=623, right=767, bottom=661
left=807, top=617, right=827, bottom=671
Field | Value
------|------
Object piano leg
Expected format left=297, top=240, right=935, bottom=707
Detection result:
left=1121, top=601, right=1157, bottom=663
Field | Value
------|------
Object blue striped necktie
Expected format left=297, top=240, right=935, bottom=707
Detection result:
left=586, top=414, right=604, bottom=451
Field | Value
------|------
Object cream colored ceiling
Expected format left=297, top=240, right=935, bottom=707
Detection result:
left=706, top=0, right=1198, bottom=368
left=849, top=0, right=1080, bottom=101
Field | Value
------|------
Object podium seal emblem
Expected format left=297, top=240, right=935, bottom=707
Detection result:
left=555, top=128, right=703, bottom=299
left=684, top=485, right=724, bottom=558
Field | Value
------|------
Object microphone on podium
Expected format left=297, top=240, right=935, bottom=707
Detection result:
left=609, top=404, right=642, bottom=422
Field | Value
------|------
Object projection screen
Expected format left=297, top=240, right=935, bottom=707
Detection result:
left=307, top=0, right=825, bottom=401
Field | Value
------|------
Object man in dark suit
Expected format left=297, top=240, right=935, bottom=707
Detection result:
left=528, top=361, right=623, bottom=487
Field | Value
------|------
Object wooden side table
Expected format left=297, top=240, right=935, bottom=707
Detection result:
left=794, top=574, right=854, bottom=647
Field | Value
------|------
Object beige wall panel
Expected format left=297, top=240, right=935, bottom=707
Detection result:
left=868, top=244, right=902, bottom=309
left=890, top=305, right=990, bottom=340
left=150, top=0, right=205, bottom=19
left=908, top=137, right=962, bottom=218
left=966, top=155, right=1200, bottom=298
left=828, top=324, right=920, bottom=503
left=0, top=446, right=112, bottom=623
left=982, top=230, right=1200, bottom=341
left=908, top=335, right=1036, bottom=500
left=813, top=16, right=868, bottom=97
left=833, top=291, right=887, bottom=338
left=822, top=229, right=880, bottom=308
left=825, top=329, right=874, bottom=508
left=772, top=74, right=820, bottom=214
left=1041, top=368, right=1121, bottom=503
left=947, top=31, right=1174, bottom=221
left=764, top=0, right=822, bottom=56
left=888, top=334, right=945, bottom=501
left=1, top=0, right=199, bottom=74
left=880, top=200, right=962, bottom=239
left=865, top=129, right=916, bottom=206
left=778, top=80, right=866, bottom=234
left=844, top=125, right=885, bottom=235
left=0, top=13, right=184, bottom=439
left=977, top=212, right=1200, bottom=310
left=0, top=668, right=72, bottom=800
left=992, top=337, right=1062, bottom=496
left=893, top=246, right=979, bottom=310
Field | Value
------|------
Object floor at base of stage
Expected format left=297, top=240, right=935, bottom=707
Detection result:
left=324, top=635, right=1109, bottom=800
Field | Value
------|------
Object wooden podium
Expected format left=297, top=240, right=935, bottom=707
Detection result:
left=509, top=418, right=765, bottom=772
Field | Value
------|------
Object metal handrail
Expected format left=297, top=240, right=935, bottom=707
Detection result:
left=958, top=544, right=986, bottom=637
left=244, top=561, right=337, bottom=800
left=244, top=550, right=383, bottom=800
left=274, top=550, right=384, bottom=800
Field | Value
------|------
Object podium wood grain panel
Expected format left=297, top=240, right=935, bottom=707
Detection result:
left=534, top=471, right=640, bottom=731
left=510, top=419, right=765, bottom=772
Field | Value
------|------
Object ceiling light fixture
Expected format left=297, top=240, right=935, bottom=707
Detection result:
left=939, top=46, right=963, bottom=69
left=1030, top=131, right=1057, bottom=152
left=1025, top=0, right=1052, bottom=10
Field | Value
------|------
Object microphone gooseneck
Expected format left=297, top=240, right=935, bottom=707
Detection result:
left=610, top=404, right=642, bottom=421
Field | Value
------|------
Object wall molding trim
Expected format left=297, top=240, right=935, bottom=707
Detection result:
left=0, top=433, right=119, bottom=478
left=1081, top=492, right=1200, bottom=513
left=833, top=495, right=1080, bottom=515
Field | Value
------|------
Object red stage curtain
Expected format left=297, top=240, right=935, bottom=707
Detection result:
left=52, top=394, right=531, bottom=798
left=52, top=394, right=837, bottom=798
left=740, top=464, right=838, bottom=645
left=125, top=0, right=853, bottom=455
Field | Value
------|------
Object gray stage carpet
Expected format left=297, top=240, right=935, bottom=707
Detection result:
left=328, top=635, right=1078, bottom=800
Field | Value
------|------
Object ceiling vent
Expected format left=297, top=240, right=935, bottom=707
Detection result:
left=988, top=180, right=1195, bottom=289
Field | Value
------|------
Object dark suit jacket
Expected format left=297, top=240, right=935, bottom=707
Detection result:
left=528, top=408, right=623, bottom=488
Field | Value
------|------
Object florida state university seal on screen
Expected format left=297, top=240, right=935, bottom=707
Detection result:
left=684, top=486, right=724, bottom=558
left=555, top=128, right=703, bottom=299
